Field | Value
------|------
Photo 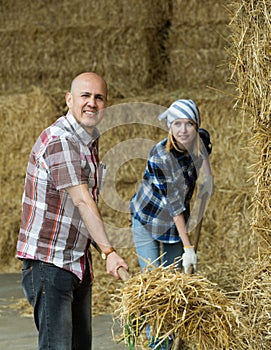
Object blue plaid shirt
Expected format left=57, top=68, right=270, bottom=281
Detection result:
left=129, top=138, right=203, bottom=243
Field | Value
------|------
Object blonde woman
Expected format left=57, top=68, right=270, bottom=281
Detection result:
left=129, top=99, right=212, bottom=349
left=130, top=99, right=212, bottom=273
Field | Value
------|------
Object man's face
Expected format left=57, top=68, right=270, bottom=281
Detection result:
left=66, top=73, right=107, bottom=133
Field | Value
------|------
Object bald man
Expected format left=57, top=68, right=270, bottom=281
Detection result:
left=16, top=72, right=128, bottom=350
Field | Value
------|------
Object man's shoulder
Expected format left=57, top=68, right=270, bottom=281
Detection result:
left=46, top=115, right=77, bottom=141
left=32, top=115, right=75, bottom=154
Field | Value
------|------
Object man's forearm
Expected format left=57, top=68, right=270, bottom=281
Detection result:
left=66, top=184, right=112, bottom=252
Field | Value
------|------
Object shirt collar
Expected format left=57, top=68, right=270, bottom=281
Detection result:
left=66, top=111, right=100, bottom=147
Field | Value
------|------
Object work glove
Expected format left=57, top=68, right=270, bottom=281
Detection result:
left=182, top=246, right=197, bottom=274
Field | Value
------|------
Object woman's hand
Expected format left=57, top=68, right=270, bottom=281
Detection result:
left=182, top=246, right=197, bottom=273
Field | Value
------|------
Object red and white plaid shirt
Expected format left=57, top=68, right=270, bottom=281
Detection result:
left=16, top=112, right=102, bottom=280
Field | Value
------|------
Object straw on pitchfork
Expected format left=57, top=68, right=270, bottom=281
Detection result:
left=113, top=264, right=243, bottom=350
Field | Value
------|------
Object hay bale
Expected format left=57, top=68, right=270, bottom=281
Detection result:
left=113, top=264, right=244, bottom=349
left=226, top=2, right=271, bottom=349
left=167, top=0, right=232, bottom=91
left=0, top=0, right=170, bottom=98
left=236, top=251, right=271, bottom=349
left=170, top=0, right=230, bottom=26
left=0, top=88, right=58, bottom=268
left=228, top=0, right=271, bottom=245
left=0, top=0, right=233, bottom=98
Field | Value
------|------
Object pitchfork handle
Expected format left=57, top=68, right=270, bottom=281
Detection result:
left=117, top=266, right=130, bottom=281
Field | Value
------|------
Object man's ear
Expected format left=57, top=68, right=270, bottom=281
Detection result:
left=65, top=92, right=72, bottom=108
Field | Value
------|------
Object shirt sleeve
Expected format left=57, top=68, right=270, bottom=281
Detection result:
left=43, top=137, right=88, bottom=190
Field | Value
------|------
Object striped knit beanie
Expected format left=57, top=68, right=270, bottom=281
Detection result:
left=158, top=99, right=201, bottom=128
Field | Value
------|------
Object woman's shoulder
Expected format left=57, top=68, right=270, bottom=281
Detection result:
left=147, top=139, right=170, bottom=168
left=150, top=138, right=168, bottom=156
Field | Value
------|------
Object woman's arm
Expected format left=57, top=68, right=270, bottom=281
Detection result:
left=173, top=213, right=197, bottom=273
left=173, top=213, right=192, bottom=246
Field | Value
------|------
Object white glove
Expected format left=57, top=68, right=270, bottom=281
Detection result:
left=182, top=247, right=197, bottom=274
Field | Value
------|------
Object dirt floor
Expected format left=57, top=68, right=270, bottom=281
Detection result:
left=0, top=273, right=127, bottom=350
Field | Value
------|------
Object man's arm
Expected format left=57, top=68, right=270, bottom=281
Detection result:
left=66, top=183, right=128, bottom=279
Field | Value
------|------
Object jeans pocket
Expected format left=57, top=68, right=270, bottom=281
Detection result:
left=43, top=263, right=79, bottom=293
left=22, top=260, right=35, bottom=307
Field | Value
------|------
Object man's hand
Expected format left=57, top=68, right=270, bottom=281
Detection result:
left=106, top=251, right=129, bottom=280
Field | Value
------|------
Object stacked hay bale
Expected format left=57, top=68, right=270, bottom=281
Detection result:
left=229, top=0, right=271, bottom=348
left=0, top=0, right=171, bottom=99
left=0, top=88, right=59, bottom=270
left=167, top=0, right=231, bottom=92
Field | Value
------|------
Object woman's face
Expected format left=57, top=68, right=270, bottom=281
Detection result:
left=171, top=118, right=197, bottom=150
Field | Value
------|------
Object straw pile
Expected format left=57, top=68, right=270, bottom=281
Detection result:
left=113, top=264, right=244, bottom=350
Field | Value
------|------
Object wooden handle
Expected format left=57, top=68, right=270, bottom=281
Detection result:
left=185, top=192, right=208, bottom=276
left=117, top=266, right=130, bottom=281
left=187, top=265, right=194, bottom=275
left=173, top=336, right=182, bottom=350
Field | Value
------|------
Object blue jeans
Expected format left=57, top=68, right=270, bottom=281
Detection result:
left=22, top=259, right=92, bottom=350
left=132, top=217, right=184, bottom=349
left=132, top=217, right=184, bottom=270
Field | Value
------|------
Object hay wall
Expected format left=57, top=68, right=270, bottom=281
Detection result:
left=0, top=0, right=231, bottom=100
left=228, top=1, right=271, bottom=348
left=0, top=0, right=171, bottom=99
left=229, top=0, right=271, bottom=246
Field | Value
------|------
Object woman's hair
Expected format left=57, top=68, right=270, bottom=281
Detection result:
left=165, top=129, right=177, bottom=153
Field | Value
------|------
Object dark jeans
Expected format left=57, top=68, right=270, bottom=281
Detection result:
left=22, top=259, right=92, bottom=350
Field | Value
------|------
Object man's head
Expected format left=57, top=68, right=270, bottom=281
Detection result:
left=66, top=72, right=108, bottom=134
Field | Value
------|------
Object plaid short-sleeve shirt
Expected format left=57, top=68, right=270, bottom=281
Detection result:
left=129, top=138, right=203, bottom=243
left=16, top=112, right=102, bottom=280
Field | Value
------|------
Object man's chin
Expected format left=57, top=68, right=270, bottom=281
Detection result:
left=80, top=122, right=96, bottom=135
